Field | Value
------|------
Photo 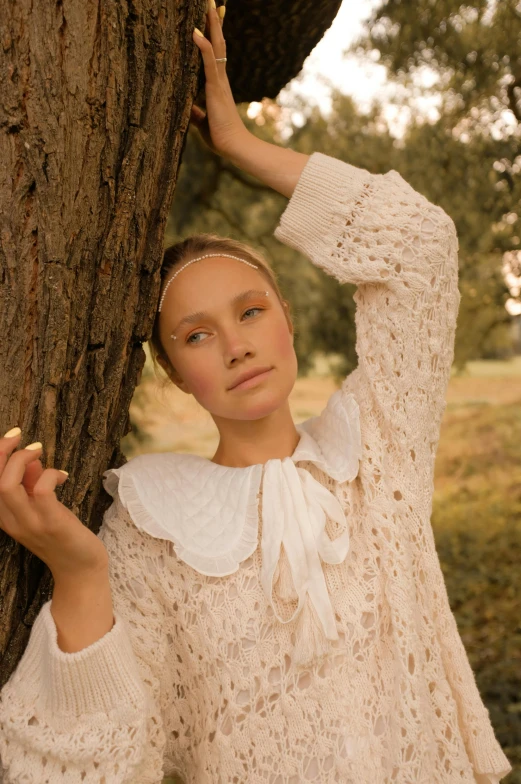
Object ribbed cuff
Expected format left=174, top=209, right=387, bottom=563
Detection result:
left=466, top=722, right=513, bottom=781
left=12, top=600, right=146, bottom=719
left=274, top=151, right=373, bottom=266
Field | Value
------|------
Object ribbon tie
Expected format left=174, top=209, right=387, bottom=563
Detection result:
left=260, top=457, right=350, bottom=652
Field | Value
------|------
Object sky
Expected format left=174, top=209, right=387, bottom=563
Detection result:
left=248, top=0, right=442, bottom=140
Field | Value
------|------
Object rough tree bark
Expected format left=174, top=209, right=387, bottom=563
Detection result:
left=0, top=0, right=342, bottom=686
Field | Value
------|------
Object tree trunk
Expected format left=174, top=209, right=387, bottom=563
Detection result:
left=0, top=0, right=204, bottom=686
left=0, top=0, right=343, bottom=686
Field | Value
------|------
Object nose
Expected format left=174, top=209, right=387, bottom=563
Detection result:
left=226, top=346, right=255, bottom=367
left=222, top=331, right=256, bottom=366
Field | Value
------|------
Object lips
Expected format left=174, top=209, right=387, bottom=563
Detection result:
left=228, top=366, right=272, bottom=390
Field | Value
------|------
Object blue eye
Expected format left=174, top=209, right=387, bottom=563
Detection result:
left=243, top=307, right=263, bottom=319
left=186, top=307, right=264, bottom=345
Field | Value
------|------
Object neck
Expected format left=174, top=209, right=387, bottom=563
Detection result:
left=210, top=399, right=300, bottom=468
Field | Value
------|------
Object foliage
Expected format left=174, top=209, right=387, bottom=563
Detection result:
left=350, top=0, right=521, bottom=132
left=349, top=0, right=521, bottom=317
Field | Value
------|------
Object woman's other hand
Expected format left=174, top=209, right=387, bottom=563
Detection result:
left=0, top=428, right=109, bottom=581
left=191, top=1, right=251, bottom=159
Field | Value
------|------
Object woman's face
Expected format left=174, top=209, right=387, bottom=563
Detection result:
left=158, top=256, right=298, bottom=421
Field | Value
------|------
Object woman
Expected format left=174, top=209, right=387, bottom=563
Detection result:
left=0, top=3, right=512, bottom=783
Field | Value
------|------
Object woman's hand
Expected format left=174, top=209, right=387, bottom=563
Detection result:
left=0, top=428, right=109, bottom=581
left=191, top=2, right=251, bottom=159
left=191, top=3, right=309, bottom=198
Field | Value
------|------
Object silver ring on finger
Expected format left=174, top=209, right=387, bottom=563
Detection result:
left=216, top=57, right=227, bottom=63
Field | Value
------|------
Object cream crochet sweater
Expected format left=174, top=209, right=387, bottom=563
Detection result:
left=0, top=153, right=512, bottom=784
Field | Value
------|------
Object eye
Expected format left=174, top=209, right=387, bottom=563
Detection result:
left=185, top=307, right=264, bottom=345
left=186, top=331, right=206, bottom=345
left=242, top=307, right=263, bottom=319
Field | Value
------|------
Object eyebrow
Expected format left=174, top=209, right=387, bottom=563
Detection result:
left=171, top=289, right=268, bottom=336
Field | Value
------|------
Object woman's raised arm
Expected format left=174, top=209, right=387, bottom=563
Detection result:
left=191, top=4, right=310, bottom=198
left=226, top=135, right=310, bottom=199
left=191, top=2, right=461, bottom=467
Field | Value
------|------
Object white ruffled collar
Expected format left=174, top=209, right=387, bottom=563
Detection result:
left=103, top=389, right=362, bottom=666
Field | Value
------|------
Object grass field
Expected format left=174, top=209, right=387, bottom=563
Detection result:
left=433, top=360, right=521, bottom=782
left=125, top=356, right=521, bottom=782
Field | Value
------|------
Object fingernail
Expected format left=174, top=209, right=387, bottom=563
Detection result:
left=58, top=470, right=69, bottom=476
left=25, top=442, right=42, bottom=451
left=194, top=27, right=204, bottom=38
left=210, top=0, right=217, bottom=8
left=218, top=5, right=226, bottom=19
left=3, top=427, right=21, bottom=438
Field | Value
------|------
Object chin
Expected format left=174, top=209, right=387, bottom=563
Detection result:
left=224, top=377, right=295, bottom=421
left=232, top=400, right=283, bottom=421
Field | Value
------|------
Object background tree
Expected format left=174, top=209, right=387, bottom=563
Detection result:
left=349, top=0, right=521, bottom=357
left=0, top=0, right=344, bottom=685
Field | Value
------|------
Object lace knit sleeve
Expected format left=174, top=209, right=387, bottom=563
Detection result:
left=274, top=151, right=461, bottom=457
left=0, top=496, right=168, bottom=784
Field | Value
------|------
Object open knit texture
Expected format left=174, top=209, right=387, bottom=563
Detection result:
left=0, top=152, right=512, bottom=783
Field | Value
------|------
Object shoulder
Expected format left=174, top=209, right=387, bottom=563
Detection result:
left=102, top=450, right=199, bottom=493
left=101, top=451, right=209, bottom=522
left=295, top=388, right=363, bottom=484
left=100, top=450, right=198, bottom=541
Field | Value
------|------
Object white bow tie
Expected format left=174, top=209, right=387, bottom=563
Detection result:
left=261, top=457, right=350, bottom=642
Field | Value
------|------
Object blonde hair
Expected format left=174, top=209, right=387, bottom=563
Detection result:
left=149, top=233, right=294, bottom=386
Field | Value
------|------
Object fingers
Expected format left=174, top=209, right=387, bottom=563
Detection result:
left=0, top=432, right=68, bottom=534
left=204, top=1, right=225, bottom=34
left=23, top=457, right=68, bottom=505
left=0, top=429, right=29, bottom=505
left=193, top=28, right=218, bottom=84
left=0, top=427, right=22, bottom=466
left=21, top=458, right=45, bottom=495
left=30, top=466, right=70, bottom=521
left=208, top=2, right=226, bottom=44
left=0, top=435, right=41, bottom=530
left=190, top=104, right=206, bottom=127
left=193, top=3, right=226, bottom=78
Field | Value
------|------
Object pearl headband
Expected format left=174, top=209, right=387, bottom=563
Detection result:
left=158, top=253, right=278, bottom=342
left=158, top=253, right=261, bottom=313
